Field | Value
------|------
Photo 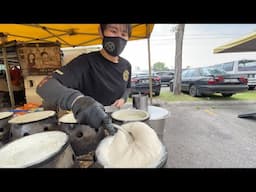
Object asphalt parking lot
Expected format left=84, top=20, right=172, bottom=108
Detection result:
left=158, top=100, right=256, bottom=168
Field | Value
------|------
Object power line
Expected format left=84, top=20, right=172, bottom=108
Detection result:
left=151, top=38, right=238, bottom=41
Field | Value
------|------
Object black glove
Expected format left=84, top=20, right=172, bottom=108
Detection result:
left=72, top=96, right=116, bottom=135
left=102, top=116, right=117, bottom=136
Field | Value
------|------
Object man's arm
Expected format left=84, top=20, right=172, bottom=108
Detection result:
left=36, top=76, right=116, bottom=135
left=112, top=88, right=131, bottom=108
left=36, top=76, right=83, bottom=111
left=121, top=88, right=131, bottom=102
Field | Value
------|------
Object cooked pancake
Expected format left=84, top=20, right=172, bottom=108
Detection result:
left=59, top=112, right=77, bottom=124
left=8, top=111, right=55, bottom=124
left=0, top=112, right=13, bottom=120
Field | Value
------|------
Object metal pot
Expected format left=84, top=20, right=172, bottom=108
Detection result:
left=0, top=131, right=77, bottom=168
left=94, top=141, right=168, bottom=168
left=155, top=145, right=168, bottom=168
left=111, top=109, right=150, bottom=125
left=8, top=111, right=59, bottom=142
left=58, top=113, right=106, bottom=156
left=132, top=94, right=148, bottom=111
left=0, top=112, right=14, bottom=146
left=147, top=106, right=170, bottom=142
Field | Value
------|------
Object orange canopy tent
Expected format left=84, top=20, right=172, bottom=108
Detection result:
left=213, top=31, right=256, bottom=53
left=0, top=24, right=154, bottom=47
left=0, top=24, right=154, bottom=108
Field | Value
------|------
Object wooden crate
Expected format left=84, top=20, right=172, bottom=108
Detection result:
left=17, top=42, right=61, bottom=76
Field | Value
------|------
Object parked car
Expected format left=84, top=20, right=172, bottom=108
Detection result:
left=169, top=67, right=248, bottom=97
left=208, top=59, right=256, bottom=90
left=130, top=72, right=161, bottom=96
left=155, top=71, right=174, bottom=86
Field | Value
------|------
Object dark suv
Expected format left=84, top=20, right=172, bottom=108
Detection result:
left=130, top=72, right=161, bottom=96
left=155, top=71, right=174, bottom=86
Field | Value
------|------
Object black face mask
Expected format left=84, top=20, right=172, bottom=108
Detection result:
left=103, top=36, right=127, bottom=57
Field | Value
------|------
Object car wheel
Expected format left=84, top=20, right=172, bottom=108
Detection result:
left=248, top=86, right=255, bottom=90
left=222, top=93, right=233, bottom=97
left=189, top=85, right=198, bottom=97
left=155, top=92, right=160, bottom=96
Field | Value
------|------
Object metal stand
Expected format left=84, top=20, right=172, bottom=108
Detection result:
left=2, top=46, right=15, bottom=108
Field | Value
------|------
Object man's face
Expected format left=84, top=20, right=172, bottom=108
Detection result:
left=103, top=24, right=129, bottom=41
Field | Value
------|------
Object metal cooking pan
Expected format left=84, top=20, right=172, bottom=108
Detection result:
left=111, top=109, right=150, bottom=125
left=8, top=110, right=59, bottom=142
left=0, top=112, right=14, bottom=146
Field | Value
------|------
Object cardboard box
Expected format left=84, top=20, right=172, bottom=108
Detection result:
left=24, top=75, right=46, bottom=105
left=24, top=87, right=43, bottom=105
left=24, top=75, right=46, bottom=89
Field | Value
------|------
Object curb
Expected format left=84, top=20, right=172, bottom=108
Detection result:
left=151, top=99, right=256, bottom=106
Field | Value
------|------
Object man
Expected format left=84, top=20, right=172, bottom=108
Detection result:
left=36, top=24, right=132, bottom=135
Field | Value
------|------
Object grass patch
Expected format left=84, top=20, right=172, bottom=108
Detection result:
left=158, top=91, right=201, bottom=102
left=156, top=89, right=256, bottom=102
left=230, top=92, right=256, bottom=100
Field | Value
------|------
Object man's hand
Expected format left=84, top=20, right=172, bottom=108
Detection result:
left=72, top=96, right=116, bottom=135
left=112, top=98, right=125, bottom=108
left=72, top=96, right=106, bottom=128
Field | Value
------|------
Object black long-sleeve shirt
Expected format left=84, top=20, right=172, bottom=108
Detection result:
left=52, top=51, right=131, bottom=106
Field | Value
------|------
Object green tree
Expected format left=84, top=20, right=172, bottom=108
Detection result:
left=153, top=62, right=169, bottom=71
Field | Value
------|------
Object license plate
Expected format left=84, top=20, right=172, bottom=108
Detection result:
left=224, top=79, right=239, bottom=83
left=141, top=80, right=149, bottom=84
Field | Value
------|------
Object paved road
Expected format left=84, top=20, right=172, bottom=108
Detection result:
left=158, top=101, right=256, bottom=168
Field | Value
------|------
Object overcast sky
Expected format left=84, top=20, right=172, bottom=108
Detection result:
left=121, top=24, right=256, bottom=72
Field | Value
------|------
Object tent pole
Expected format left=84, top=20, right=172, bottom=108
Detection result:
left=2, top=46, right=15, bottom=108
left=147, top=24, right=153, bottom=105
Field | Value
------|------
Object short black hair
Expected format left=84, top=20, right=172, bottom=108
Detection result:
left=100, top=24, right=132, bottom=38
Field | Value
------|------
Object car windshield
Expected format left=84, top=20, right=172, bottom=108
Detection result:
left=200, top=67, right=227, bottom=76
left=156, top=71, right=173, bottom=76
left=132, top=72, right=157, bottom=77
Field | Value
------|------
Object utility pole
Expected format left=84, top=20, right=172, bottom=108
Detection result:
left=173, top=24, right=185, bottom=95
